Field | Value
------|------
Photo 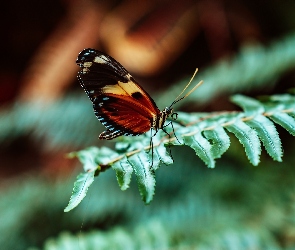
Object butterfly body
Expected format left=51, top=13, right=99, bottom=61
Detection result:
left=76, top=49, right=174, bottom=140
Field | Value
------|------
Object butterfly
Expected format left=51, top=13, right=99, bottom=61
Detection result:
left=76, top=48, right=202, bottom=141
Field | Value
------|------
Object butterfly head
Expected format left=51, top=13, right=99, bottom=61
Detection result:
left=162, top=106, right=177, bottom=122
left=164, top=106, right=178, bottom=121
left=162, top=106, right=174, bottom=117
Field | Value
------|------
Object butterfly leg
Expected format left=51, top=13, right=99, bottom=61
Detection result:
left=170, top=121, right=181, bottom=144
left=147, top=129, right=155, bottom=153
left=161, top=126, right=175, bottom=163
left=163, top=122, right=181, bottom=144
left=150, top=137, right=154, bottom=168
left=147, top=129, right=154, bottom=167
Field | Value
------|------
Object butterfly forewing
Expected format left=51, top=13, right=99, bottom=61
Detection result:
left=77, top=49, right=160, bottom=139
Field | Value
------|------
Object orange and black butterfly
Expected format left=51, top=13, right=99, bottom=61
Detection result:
left=76, top=48, right=202, bottom=140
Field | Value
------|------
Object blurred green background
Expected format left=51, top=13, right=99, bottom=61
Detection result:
left=1, top=0, right=295, bottom=249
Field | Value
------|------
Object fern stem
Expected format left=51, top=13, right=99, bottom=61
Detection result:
left=87, top=106, right=294, bottom=172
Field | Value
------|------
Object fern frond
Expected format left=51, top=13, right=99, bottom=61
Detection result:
left=43, top=220, right=169, bottom=250
left=244, top=115, right=282, bottom=162
left=203, top=125, right=230, bottom=159
left=65, top=93, right=295, bottom=210
left=112, top=157, right=133, bottom=191
left=64, top=172, right=94, bottom=212
left=225, top=119, right=261, bottom=166
left=183, top=132, right=216, bottom=168
left=43, top=223, right=281, bottom=250
left=269, top=112, right=295, bottom=136
left=194, top=228, right=281, bottom=250
left=128, top=150, right=156, bottom=203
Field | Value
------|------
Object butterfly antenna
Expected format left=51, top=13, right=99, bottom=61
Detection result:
left=169, top=72, right=203, bottom=108
left=172, top=68, right=199, bottom=104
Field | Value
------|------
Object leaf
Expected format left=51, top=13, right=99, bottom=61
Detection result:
left=225, top=120, right=261, bottom=166
left=69, top=147, right=118, bottom=172
left=245, top=115, right=282, bottom=161
left=112, top=157, right=133, bottom=191
left=64, top=171, right=95, bottom=212
left=154, top=143, right=173, bottom=166
left=128, top=151, right=156, bottom=203
left=203, top=125, right=231, bottom=159
left=231, top=95, right=264, bottom=114
left=68, top=147, right=99, bottom=172
left=183, top=132, right=215, bottom=168
left=269, top=113, right=295, bottom=136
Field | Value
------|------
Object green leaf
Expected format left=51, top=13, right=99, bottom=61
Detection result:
left=231, top=95, right=264, bottom=114
left=268, top=93, right=295, bottom=103
left=64, top=171, right=95, bottom=212
left=175, top=112, right=206, bottom=124
left=203, top=125, right=231, bottom=159
left=246, top=115, right=282, bottom=161
left=183, top=132, right=215, bottom=168
left=269, top=113, right=295, bottom=136
left=68, top=147, right=100, bottom=172
left=225, top=120, right=261, bottom=166
left=112, top=157, right=133, bottom=191
left=128, top=151, right=156, bottom=203
left=155, top=143, right=173, bottom=166
left=69, top=147, right=118, bottom=172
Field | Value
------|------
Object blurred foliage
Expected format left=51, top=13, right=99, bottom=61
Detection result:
left=2, top=33, right=295, bottom=151
left=158, top=33, right=295, bottom=109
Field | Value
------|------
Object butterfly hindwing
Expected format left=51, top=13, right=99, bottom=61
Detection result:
left=94, top=95, right=153, bottom=139
left=76, top=49, right=160, bottom=139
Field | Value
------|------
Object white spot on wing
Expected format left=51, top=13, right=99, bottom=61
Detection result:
left=83, top=62, right=92, bottom=68
left=94, top=55, right=109, bottom=64
left=82, top=68, right=89, bottom=74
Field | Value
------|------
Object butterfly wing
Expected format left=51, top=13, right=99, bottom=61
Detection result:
left=93, top=94, right=157, bottom=140
left=76, top=48, right=160, bottom=140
